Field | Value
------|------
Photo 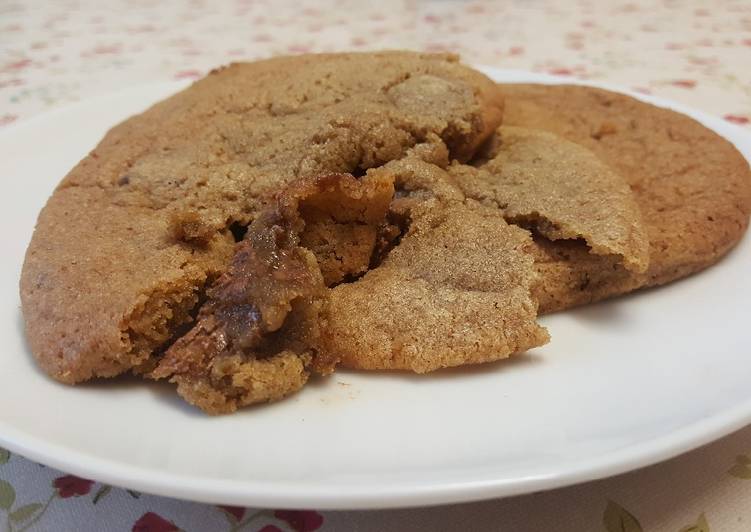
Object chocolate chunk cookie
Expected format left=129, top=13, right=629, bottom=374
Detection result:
left=20, top=52, right=504, bottom=386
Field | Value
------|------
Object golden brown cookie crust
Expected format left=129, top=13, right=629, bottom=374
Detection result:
left=452, top=126, right=649, bottom=272
left=500, top=83, right=751, bottom=308
left=321, top=198, right=550, bottom=373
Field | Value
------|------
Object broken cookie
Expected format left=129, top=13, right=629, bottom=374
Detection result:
left=450, top=126, right=650, bottom=312
left=150, top=172, right=394, bottom=414
left=318, top=155, right=550, bottom=373
left=20, top=52, right=504, bottom=385
left=322, top=198, right=550, bottom=372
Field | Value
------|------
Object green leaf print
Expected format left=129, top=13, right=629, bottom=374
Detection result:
left=728, top=463, right=751, bottom=478
left=0, top=448, right=9, bottom=465
left=728, top=455, right=751, bottom=479
left=0, top=479, right=16, bottom=510
left=92, top=485, right=112, bottom=505
left=603, top=500, right=643, bottom=532
left=9, top=503, right=42, bottom=524
left=679, top=512, right=710, bottom=532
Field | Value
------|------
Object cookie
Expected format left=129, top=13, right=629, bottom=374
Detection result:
left=151, top=172, right=394, bottom=414
left=449, top=126, right=650, bottom=312
left=329, top=125, right=650, bottom=372
left=499, top=84, right=751, bottom=309
left=322, top=198, right=550, bottom=372
left=20, top=52, right=504, bottom=386
left=322, top=153, right=550, bottom=373
left=465, top=127, right=648, bottom=271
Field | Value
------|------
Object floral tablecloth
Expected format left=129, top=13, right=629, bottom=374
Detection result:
left=1, top=0, right=750, bottom=530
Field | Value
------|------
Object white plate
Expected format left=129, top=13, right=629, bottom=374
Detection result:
left=1, top=68, right=750, bottom=510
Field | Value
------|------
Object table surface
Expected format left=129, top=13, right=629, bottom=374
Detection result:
left=2, top=0, right=751, bottom=530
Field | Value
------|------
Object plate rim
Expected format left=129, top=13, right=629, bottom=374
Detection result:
left=1, top=66, right=750, bottom=509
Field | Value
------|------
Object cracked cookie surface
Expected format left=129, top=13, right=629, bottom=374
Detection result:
left=451, top=125, right=650, bottom=312
left=21, top=54, right=749, bottom=414
left=499, top=83, right=751, bottom=309
left=20, top=52, right=504, bottom=385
